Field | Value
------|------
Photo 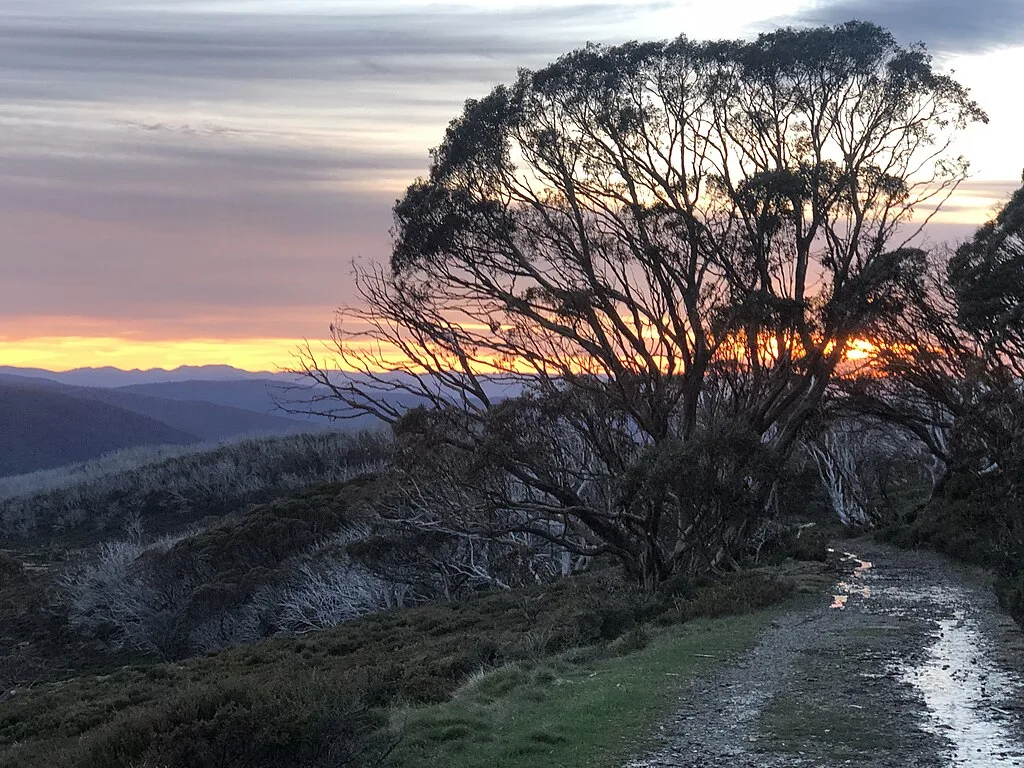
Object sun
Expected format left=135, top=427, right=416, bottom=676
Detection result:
left=844, top=339, right=876, bottom=361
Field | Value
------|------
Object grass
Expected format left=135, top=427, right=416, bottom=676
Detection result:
left=0, top=561, right=808, bottom=767
left=387, top=612, right=780, bottom=768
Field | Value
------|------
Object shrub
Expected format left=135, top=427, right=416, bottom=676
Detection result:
left=997, top=572, right=1024, bottom=626
left=75, top=680, right=387, bottom=768
left=906, top=472, right=1019, bottom=567
left=894, top=470, right=1024, bottom=628
left=754, top=522, right=832, bottom=565
left=1, top=544, right=815, bottom=768
left=0, top=551, right=21, bottom=583
left=60, top=479, right=384, bottom=658
left=277, top=559, right=408, bottom=634
left=0, top=431, right=388, bottom=543
left=609, top=624, right=651, bottom=656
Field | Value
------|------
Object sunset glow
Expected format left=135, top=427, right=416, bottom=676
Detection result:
left=844, top=339, right=876, bottom=361
left=0, top=337, right=307, bottom=373
left=1, top=1, right=1021, bottom=372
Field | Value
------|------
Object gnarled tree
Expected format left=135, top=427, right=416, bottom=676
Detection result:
left=842, top=175, right=1024, bottom=484
left=299, top=22, right=984, bottom=588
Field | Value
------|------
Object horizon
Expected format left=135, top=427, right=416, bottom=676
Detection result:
left=3, top=0, right=1023, bottom=371
left=1, top=362, right=274, bottom=375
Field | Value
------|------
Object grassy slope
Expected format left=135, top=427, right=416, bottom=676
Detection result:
left=390, top=613, right=778, bottom=768
left=0, top=559, right=815, bottom=767
left=0, top=432, right=384, bottom=545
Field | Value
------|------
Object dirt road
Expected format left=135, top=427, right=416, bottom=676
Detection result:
left=626, top=541, right=1024, bottom=767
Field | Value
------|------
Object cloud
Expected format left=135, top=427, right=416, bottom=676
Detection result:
left=787, top=0, right=1024, bottom=54
left=0, top=1, right=659, bottom=232
left=0, top=4, right=667, bottom=101
left=0, top=0, right=1016, bottom=352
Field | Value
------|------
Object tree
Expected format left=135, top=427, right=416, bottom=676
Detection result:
left=300, top=22, right=984, bottom=588
left=842, top=176, right=1024, bottom=486
left=948, top=173, right=1024, bottom=379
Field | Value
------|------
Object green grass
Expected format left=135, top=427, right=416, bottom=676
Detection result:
left=0, top=535, right=821, bottom=767
left=387, top=612, right=780, bottom=768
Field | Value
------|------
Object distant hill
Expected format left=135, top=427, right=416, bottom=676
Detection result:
left=0, top=373, right=335, bottom=476
left=0, top=364, right=276, bottom=388
left=0, top=383, right=196, bottom=476
left=74, top=387, right=320, bottom=441
left=0, top=373, right=317, bottom=439
left=116, top=378, right=330, bottom=425
left=0, top=366, right=518, bottom=438
left=116, top=378, right=434, bottom=428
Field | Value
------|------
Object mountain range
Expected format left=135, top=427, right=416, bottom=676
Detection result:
left=0, top=366, right=333, bottom=477
left=0, top=364, right=278, bottom=388
left=0, top=364, right=509, bottom=477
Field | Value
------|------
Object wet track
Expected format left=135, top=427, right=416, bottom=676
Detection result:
left=626, top=541, right=1024, bottom=767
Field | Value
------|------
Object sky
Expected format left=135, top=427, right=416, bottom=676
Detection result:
left=2, top=0, right=1022, bottom=372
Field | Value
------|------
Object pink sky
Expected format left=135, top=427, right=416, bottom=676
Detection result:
left=2, top=1, right=1022, bottom=370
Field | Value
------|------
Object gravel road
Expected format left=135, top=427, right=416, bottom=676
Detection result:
left=625, top=540, right=1024, bottom=767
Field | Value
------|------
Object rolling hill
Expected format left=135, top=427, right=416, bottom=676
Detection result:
left=0, top=373, right=337, bottom=476
left=0, top=373, right=316, bottom=438
left=70, top=386, right=318, bottom=440
left=0, top=365, right=272, bottom=388
left=0, top=383, right=196, bottom=476
left=116, top=378, right=328, bottom=425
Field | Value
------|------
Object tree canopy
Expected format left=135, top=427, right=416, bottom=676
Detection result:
left=948, top=175, right=1024, bottom=376
left=843, top=173, right=1024, bottom=482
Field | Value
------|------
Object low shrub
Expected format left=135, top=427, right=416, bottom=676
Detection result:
left=0, top=553, right=21, bottom=583
left=896, top=472, right=1018, bottom=567
left=74, top=679, right=387, bottom=768
left=609, top=623, right=651, bottom=656
left=880, top=469, right=1024, bottom=629
left=750, top=521, right=833, bottom=566
left=0, top=431, right=388, bottom=543
left=60, top=478, right=381, bottom=658
left=680, top=571, right=794, bottom=620
left=0, top=555, right=805, bottom=767
left=996, top=572, right=1024, bottom=626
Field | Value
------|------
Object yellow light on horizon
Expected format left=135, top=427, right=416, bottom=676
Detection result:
left=0, top=336, right=310, bottom=373
left=0, top=331, right=884, bottom=376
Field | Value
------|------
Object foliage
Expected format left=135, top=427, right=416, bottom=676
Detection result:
left=948, top=174, right=1024, bottom=371
left=300, top=22, right=984, bottom=587
left=276, top=556, right=409, bottom=634
left=843, top=173, right=1024, bottom=481
left=60, top=479, right=385, bottom=658
left=72, top=680, right=387, bottom=768
left=840, top=178, right=1024, bottom=622
left=895, top=471, right=1021, bottom=566
left=0, top=431, right=387, bottom=543
left=0, top=557, right=801, bottom=767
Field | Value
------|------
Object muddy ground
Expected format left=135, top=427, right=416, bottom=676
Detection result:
left=626, top=540, right=1024, bottom=767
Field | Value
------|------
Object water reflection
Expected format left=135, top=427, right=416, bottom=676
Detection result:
left=833, top=552, right=1024, bottom=765
left=902, top=611, right=1024, bottom=765
left=830, top=552, right=873, bottom=610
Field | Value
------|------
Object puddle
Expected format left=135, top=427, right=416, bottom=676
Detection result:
left=831, top=552, right=1024, bottom=762
left=830, top=552, right=873, bottom=611
left=901, top=611, right=1024, bottom=765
